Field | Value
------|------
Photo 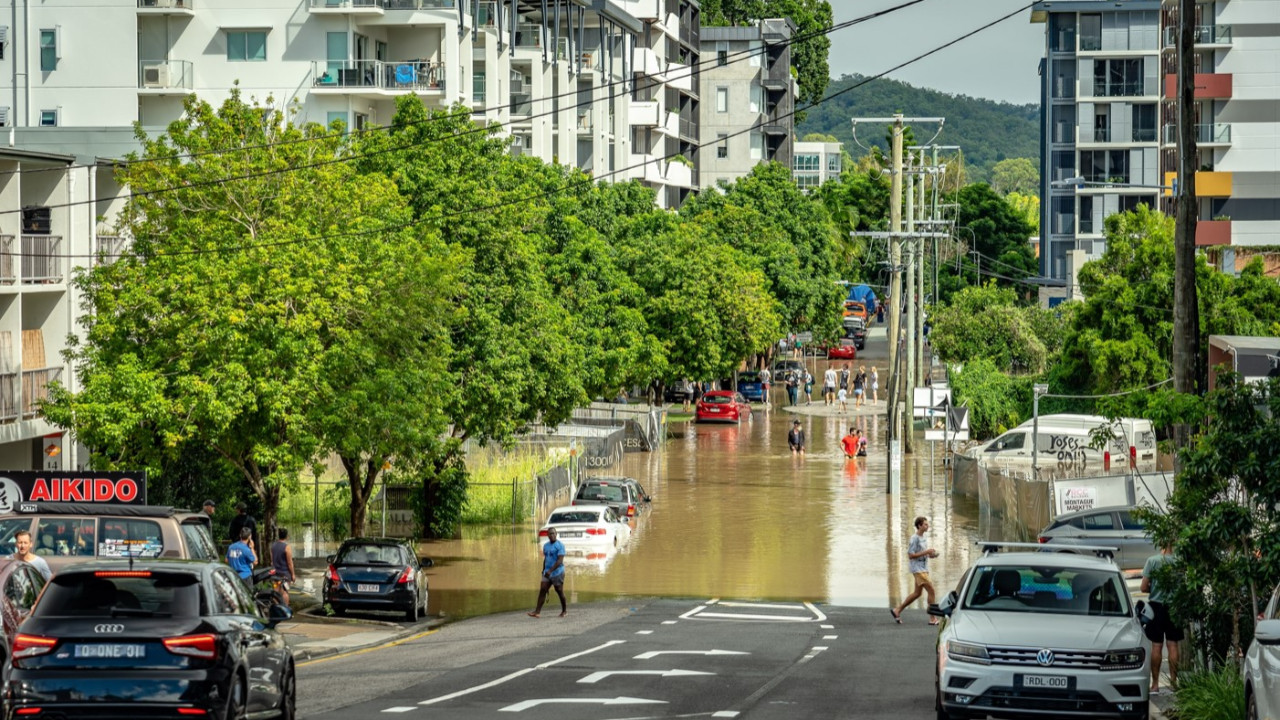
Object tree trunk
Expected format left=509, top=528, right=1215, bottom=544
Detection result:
left=343, top=455, right=384, bottom=538
left=260, top=484, right=280, bottom=562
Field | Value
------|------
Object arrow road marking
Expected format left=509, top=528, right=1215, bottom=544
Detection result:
left=633, top=649, right=748, bottom=660
left=500, top=697, right=668, bottom=712
left=578, top=669, right=714, bottom=684
left=418, top=640, right=624, bottom=706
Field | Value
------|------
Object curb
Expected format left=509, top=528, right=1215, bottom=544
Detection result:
left=292, top=615, right=449, bottom=663
left=296, top=607, right=406, bottom=628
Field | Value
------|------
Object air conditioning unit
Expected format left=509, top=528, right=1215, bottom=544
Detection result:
left=142, top=64, right=171, bottom=88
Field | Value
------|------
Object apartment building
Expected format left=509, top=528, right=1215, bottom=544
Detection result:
left=792, top=140, right=841, bottom=190
left=1031, top=0, right=1164, bottom=281
left=1159, top=0, right=1280, bottom=271
left=1, top=0, right=702, bottom=205
left=698, top=18, right=796, bottom=190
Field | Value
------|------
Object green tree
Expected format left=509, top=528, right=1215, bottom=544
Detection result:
left=938, top=183, right=1038, bottom=303
left=814, top=165, right=890, bottom=286
left=949, top=356, right=1032, bottom=439
left=700, top=0, right=832, bottom=114
left=990, top=157, right=1040, bottom=196
left=929, top=283, right=1063, bottom=374
left=1005, top=190, right=1040, bottom=236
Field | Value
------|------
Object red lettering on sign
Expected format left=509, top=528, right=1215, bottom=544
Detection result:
left=115, top=479, right=138, bottom=503
left=61, top=479, right=85, bottom=502
left=94, top=479, right=115, bottom=501
left=28, top=480, right=51, bottom=502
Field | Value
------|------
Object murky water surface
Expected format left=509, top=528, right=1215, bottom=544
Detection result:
left=421, top=364, right=993, bottom=621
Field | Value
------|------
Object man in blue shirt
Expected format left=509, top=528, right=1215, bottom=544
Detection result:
left=528, top=528, right=567, bottom=618
left=226, top=527, right=257, bottom=585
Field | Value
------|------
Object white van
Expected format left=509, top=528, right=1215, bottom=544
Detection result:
left=967, top=414, right=1158, bottom=473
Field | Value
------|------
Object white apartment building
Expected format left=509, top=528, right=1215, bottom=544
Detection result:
left=0, top=0, right=702, bottom=206
left=792, top=140, right=841, bottom=190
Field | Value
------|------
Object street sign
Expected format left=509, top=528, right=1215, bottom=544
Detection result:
left=913, top=387, right=951, bottom=418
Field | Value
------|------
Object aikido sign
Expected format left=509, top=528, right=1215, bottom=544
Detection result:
left=0, top=472, right=147, bottom=514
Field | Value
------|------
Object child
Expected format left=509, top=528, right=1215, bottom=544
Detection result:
left=855, top=429, right=868, bottom=457
left=837, top=386, right=848, bottom=413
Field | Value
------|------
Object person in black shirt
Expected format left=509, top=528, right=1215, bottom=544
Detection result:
left=787, top=420, right=806, bottom=456
left=229, top=502, right=259, bottom=555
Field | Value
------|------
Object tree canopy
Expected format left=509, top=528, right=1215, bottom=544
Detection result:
left=989, top=158, right=1039, bottom=196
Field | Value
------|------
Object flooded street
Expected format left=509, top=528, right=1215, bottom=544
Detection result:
left=422, top=347, right=991, bottom=621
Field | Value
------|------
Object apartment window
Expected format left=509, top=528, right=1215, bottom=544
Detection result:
left=39, top=29, right=57, bottom=71
left=827, top=153, right=841, bottom=174
left=326, top=32, right=348, bottom=78
left=716, top=41, right=729, bottom=67
left=1132, top=103, right=1157, bottom=142
left=748, top=41, right=762, bottom=68
left=716, top=133, right=728, bottom=159
left=749, top=84, right=762, bottom=113
left=39, top=109, right=57, bottom=127
left=1078, top=195, right=1095, bottom=234
left=0, top=26, right=7, bottom=61
left=749, top=132, right=762, bottom=160
left=794, top=154, right=820, bottom=172
left=326, top=111, right=347, bottom=129
left=715, top=87, right=728, bottom=113
left=1079, top=14, right=1102, bottom=51
left=796, top=174, right=820, bottom=190
left=227, top=31, right=267, bottom=62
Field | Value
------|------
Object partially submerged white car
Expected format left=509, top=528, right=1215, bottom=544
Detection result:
left=932, top=543, right=1154, bottom=720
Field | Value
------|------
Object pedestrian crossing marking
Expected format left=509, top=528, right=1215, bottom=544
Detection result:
left=680, top=600, right=827, bottom=623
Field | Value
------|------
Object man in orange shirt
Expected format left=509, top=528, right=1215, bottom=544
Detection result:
left=840, top=427, right=859, bottom=458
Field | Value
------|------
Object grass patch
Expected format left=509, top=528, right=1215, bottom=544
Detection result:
left=461, top=447, right=560, bottom=524
left=1174, top=663, right=1245, bottom=720
left=666, top=412, right=695, bottom=422
left=277, top=482, right=353, bottom=539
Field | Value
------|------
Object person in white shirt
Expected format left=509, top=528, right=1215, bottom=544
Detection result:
left=12, top=530, right=51, bottom=581
left=823, top=367, right=838, bottom=406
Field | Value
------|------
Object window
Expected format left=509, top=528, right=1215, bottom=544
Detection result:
left=0, top=26, right=7, bottom=61
left=795, top=173, right=821, bottom=189
left=715, top=87, right=728, bottom=113
left=325, top=31, right=348, bottom=79
left=39, top=110, right=58, bottom=127
left=39, top=29, right=57, bottom=71
left=749, top=84, right=762, bottom=113
left=5, top=568, right=39, bottom=611
left=227, top=30, right=267, bottom=62
left=326, top=111, right=348, bottom=129
left=35, top=518, right=95, bottom=557
left=749, top=132, right=762, bottom=160
left=987, top=432, right=1025, bottom=451
left=794, top=154, right=820, bottom=172
left=1132, top=103, right=1157, bottom=142
left=1079, top=14, right=1102, bottom=51
left=716, top=41, right=728, bottom=67
left=716, top=133, right=728, bottom=159
left=210, top=570, right=241, bottom=614
left=180, top=522, right=217, bottom=561
left=748, top=41, right=762, bottom=68
left=98, top=519, right=163, bottom=559
left=827, top=153, right=842, bottom=174
left=1078, top=195, right=1095, bottom=234
left=1081, top=512, right=1117, bottom=531
left=1118, top=511, right=1145, bottom=531
left=35, top=571, right=202, bottom=619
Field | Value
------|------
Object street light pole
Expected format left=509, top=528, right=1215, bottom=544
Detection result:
left=1033, top=383, right=1048, bottom=478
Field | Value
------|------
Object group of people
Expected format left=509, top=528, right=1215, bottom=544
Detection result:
left=821, top=364, right=877, bottom=412
left=204, top=499, right=297, bottom=604
left=785, top=422, right=868, bottom=459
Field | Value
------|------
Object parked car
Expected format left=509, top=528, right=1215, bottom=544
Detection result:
left=737, top=371, right=765, bottom=402
left=6, top=559, right=296, bottom=719
left=1244, top=579, right=1280, bottom=720
left=932, top=544, right=1152, bottom=720
left=538, top=505, right=631, bottom=549
left=842, top=315, right=867, bottom=350
left=573, top=479, right=645, bottom=519
left=843, top=300, right=869, bottom=324
left=827, top=343, right=857, bottom=360
left=663, top=379, right=695, bottom=404
left=1038, top=505, right=1157, bottom=570
left=584, top=475, right=651, bottom=506
left=324, top=538, right=431, bottom=622
left=771, top=360, right=806, bottom=380
left=696, top=390, right=752, bottom=424
left=0, top=559, right=45, bottom=661
left=0, top=502, right=219, bottom=573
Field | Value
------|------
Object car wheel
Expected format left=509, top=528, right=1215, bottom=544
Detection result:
left=278, top=663, right=297, bottom=720
left=223, top=673, right=248, bottom=720
left=935, top=686, right=952, bottom=720
left=405, top=598, right=419, bottom=623
left=1248, top=690, right=1258, bottom=720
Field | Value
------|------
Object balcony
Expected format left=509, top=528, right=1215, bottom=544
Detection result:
left=576, top=110, right=593, bottom=134
left=679, top=116, right=697, bottom=142
left=22, top=366, right=62, bottom=419
left=657, top=110, right=679, bottom=138
left=1195, top=219, right=1231, bottom=246
left=96, top=236, right=129, bottom=265
left=665, top=161, right=693, bottom=188
left=680, top=17, right=698, bottom=48
left=0, top=373, right=16, bottom=422
left=1164, top=73, right=1232, bottom=99
left=666, top=61, right=691, bottom=92
left=138, top=60, right=194, bottom=93
left=0, top=236, right=63, bottom=285
left=634, top=47, right=661, bottom=77
left=1161, top=122, right=1231, bottom=146
left=307, top=0, right=384, bottom=13
left=762, top=63, right=790, bottom=92
left=510, top=93, right=532, bottom=116
left=629, top=99, right=659, bottom=126
left=515, top=23, right=542, bottom=48
left=628, top=153, right=665, bottom=184
left=312, top=60, right=447, bottom=95
left=137, top=0, right=194, bottom=13
left=1090, top=80, right=1147, bottom=98
left=1197, top=171, right=1232, bottom=197
left=1164, top=24, right=1232, bottom=48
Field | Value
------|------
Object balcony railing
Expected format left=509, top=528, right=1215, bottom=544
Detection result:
left=312, top=60, right=447, bottom=92
left=1080, top=36, right=1101, bottom=51
left=1162, top=122, right=1231, bottom=144
left=472, top=74, right=486, bottom=104
left=515, top=23, right=542, bottom=48
left=476, top=1, right=497, bottom=25
left=22, top=235, right=63, bottom=283
left=576, top=111, right=592, bottom=133
left=97, top=236, right=130, bottom=265
left=137, top=0, right=193, bottom=10
left=22, top=366, right=62, bottom=419
left=511, top=92, right=532, bottom=116
left=307, top=0, right=383, bottom=10
left=1091, top=80, right=1146, bottom=97
left=0, top=373, right=17, bottom=422
left=1165, top=24, right=1232, bottom=47
left=138, top=59, right=194, bottom=91
left=0, top=235, right=14, bottom=283
left=679, top=116, right=696, bottom=141
left=383, top=0, right=457, bottom=8
left=1092, top=127, right=1110, bottom=142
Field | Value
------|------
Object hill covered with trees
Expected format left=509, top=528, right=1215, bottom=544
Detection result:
left=797, top=73, right=1041, bottom=182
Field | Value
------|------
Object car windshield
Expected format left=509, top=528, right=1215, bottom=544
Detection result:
left=338, top=544, right=404, bottom=565
left=739, top=373, right=760, bottom=383
left=0, top=518, right=30, bottom=555
left=549, top=511, right=602, bottom=524
left=703, top=395, right=733, bottom=404
left=36, top=571, right=202, bottom=618
left=961, top=566, right=1130, bottom=617
left=579, top=485, right=625, bottom=503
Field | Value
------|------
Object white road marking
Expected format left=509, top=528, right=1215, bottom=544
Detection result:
left=418, top=640, right=625, bottom=706
left=823, top=635, right=838, bottom=640
left=713, top=712, right=741, bottom=718
left=821, top=624, right=833, bottom=629
left=811, top=647, right=829, bottom=652
left=681, top=601, right=828, bottom=623
left=499, top=696, right=667, bottom=712
left=663, top=620, right=679, bottom=624
left=635, top=630, right=654, bottom=635
left=382, top=708, right=416, bottom=713
left=692, top=612, right=814, bottom=622
left=634, top=649, right=749, bottom=660
left=715, top=602, right=803, bottom=610
left=578, top=669, right=714, bottom=684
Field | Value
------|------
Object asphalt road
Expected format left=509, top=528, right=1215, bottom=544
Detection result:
left=298, top=598, right=940, bottom=719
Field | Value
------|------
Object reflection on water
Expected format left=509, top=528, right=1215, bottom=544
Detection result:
left=421, top=396, right=995, bottom=621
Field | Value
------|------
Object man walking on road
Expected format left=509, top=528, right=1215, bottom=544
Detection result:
left=529, top=528, right=567, bottom=618
left=823, top=366, right=837, bottom=406
left=1141, top=544, right=1182, bottom=694
left=891, top=516, right=939, bottom=625
left=760, top=368, right=772, bottom=408
left=788, top=420, right=806, bottom=456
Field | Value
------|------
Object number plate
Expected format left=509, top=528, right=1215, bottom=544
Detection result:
left=74, top=644, right=146, bottom=659
left=1018, top=674, right=1070, bottom=689
left=356, top=584, right=380, bottom=593
left=559, top=531, right=582, bottom=538
left=708, top=408, right=721, bottom=412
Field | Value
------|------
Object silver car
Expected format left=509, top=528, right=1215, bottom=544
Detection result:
left=1037, top=505, right=1157, bottom=570
left=933, top=546, right=1153, bottom=720
left=1244, top=580, right=1280, bottom=720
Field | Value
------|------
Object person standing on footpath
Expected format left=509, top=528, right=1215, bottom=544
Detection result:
left=891, top=516, right=939, bottom=625
left=788, top=420, right=806, bottom=456
left=1141, top=544, right=1183, bottom=694
left=760, top=367, right=772, bottom=408
left=229, top=502, right=259, bottom=555
left=870, top=366, right=880, bottom=404
left=227, top=527, right=257, bottom=588
left=270, top=528, right=296, bottom=606
left=11, top=531, right=51, bottom=581
left=803, top=369, right=814, bottom=404
left=823, top=365, right=838, bottom=406
left=853, top=366, right=866, bottom=409
left=529, top=528, right=567, bottom=617
left=785, top=371, right=799, bottom=406
left=839, top=364, right=851, bottom=398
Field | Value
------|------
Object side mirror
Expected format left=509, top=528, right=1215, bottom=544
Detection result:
left=1256, top=619, right=1280, bottom=646
left=996, top=441, right=1006, bottom=450
left=265, top=602, right=293, bottom=629
left=929, top=591, right=959, bottom=617
left=1135, top=600, right=1155, bottom=627
left=325, top=555, right=336, bottom=565
left=420, top=557, right=434, bottom=568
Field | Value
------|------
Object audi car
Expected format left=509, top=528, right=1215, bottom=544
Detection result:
left=6, top=559, right=295, bottom=720
left=324, top=538, right=431, bottom=622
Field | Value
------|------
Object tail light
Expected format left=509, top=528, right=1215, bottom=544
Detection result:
left=1038, top=536, right=1049, bottom=543
left=396, top=567, right=413, bottom=585
left=1103, top=451, right=1111, bottom=470
left=585, top=528, right=606, bottom=535
left=14, top=709, right=42, bottom=716
left=327, top=565, right=340, bottom=584
left=1130, top=445, right=1137, bottom=468
left=12, top=634, right=57, bottom=659
left=177, top=709, right=208, bottom=716
left=538, top=529, right=549, bottom=537
left=627, top=505, right=636, bottom=517
left=163, top=634, right=217, bottom=660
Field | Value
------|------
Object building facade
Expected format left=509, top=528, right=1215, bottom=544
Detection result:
left=1031, top=0, right=1164, bottom=281
left=1159, top=0, right=1280, bottom=269
left=697, top=18, right=795, bottom=190
left=0, top=0, right=701, bottom=206
left=792, top=140, right=841, bottom=190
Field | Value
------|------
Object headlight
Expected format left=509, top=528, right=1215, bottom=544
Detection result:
left=947, top=641, right=991, bottom=665
left=1101, top=647, right=1146, bottom=671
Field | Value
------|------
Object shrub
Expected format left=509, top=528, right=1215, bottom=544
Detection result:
left=1175, top=663, right=1245, bottom=720
left=950, top=356, right=1032, bottom=439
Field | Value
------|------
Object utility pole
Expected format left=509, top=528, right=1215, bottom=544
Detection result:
left=916, top=149, right=928, bottom=386
left=887, top=115, right=904, bottom=406
left=1173, top=0, right=1199, bottom=400
left=904, top=157, right=916, bottom=456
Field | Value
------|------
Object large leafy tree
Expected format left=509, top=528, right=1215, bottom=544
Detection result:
left=929, top=282, right=1069, bottom=375
left=45, top=92, right=442, bottom=542
left=989, top=157, right=1039, bottom=196
left=938, top=183, right=1038, bottom=303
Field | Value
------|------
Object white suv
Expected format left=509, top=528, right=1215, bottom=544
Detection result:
left=933, top=544, right=1153, bottom=720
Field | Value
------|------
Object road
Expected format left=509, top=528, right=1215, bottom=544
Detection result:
left=298, top=599, right=939, bottom=719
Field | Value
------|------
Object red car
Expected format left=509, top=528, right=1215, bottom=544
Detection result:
left=696, top=390, right=752, bottom=423
left=0, top=558, right=46, bottom=658
left=827, top=343, right=857, bottom=360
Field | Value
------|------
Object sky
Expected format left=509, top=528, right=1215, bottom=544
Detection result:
left=828, top=0, right=1045, bottom=105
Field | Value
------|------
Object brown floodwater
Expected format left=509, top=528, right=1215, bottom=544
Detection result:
left=420, top=371, right=992, bottom=621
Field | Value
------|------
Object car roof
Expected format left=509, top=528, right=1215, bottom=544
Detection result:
left=585, top=475, right=636, bottom=483
left=549, top=505, right=606, bottom=514
left=54, top=558, right=216, bottom=574
left=974, top=552, right=1120, bottom=571
left=703, top=390, right=735, bottom=396
left=340, top=537, right=411, bottom=548
left=6, top=502, right=183, bottom=518
left=1052, top=504, right=1144, bottom=521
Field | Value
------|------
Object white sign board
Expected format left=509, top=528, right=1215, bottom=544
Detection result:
left=925, top=429, right=970, bottom=441
left=1060, top=486, right=1098, bottom=513
left=913, top=387, right=952, bottom=418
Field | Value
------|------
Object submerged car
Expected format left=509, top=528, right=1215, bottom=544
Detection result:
left=933, top=544, right=1152, bottom=720
left=324, top=538, right=431, bottom=622
left=737, top=371, right=765, bottom=402
left=573, top=479, right=644, bottom=519
left=538, top=505, right=631, bottom=549
left=696, top=390, right=752, bottom=424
